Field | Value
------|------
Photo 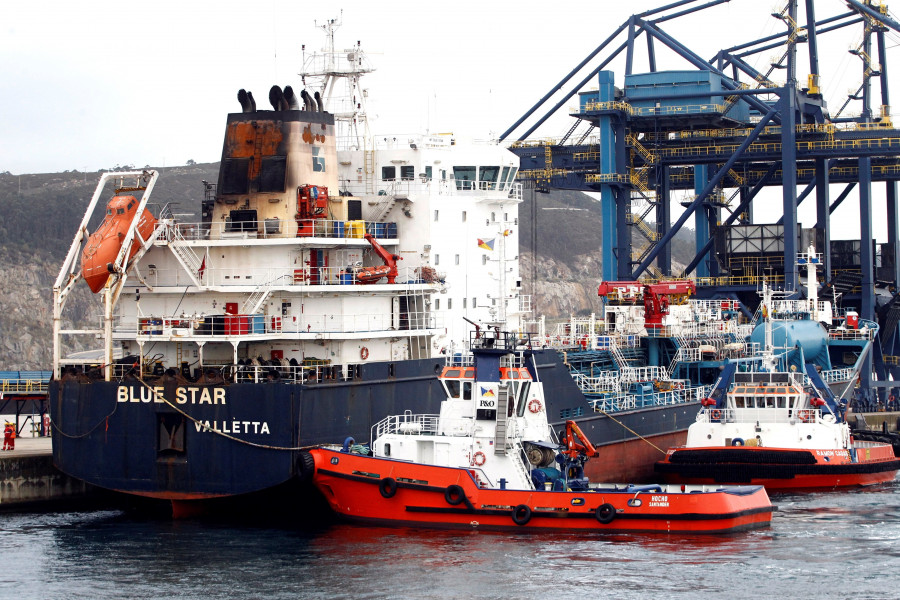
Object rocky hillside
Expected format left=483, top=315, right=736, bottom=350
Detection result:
left=0, top=165, right=695, bottom=369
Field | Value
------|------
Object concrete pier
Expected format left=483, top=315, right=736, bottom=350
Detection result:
left=0, top=437, right=98, bottom=509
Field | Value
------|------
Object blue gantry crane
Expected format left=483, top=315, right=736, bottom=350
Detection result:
left=505, top=0, right=900, bottom=406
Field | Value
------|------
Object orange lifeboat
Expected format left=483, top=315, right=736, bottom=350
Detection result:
left=81, top=195, right=157, bottom=293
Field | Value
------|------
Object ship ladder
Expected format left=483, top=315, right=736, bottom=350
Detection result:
left=364, top=150, right=375, bottom=195
left=494, top=385, right=510, bottom=455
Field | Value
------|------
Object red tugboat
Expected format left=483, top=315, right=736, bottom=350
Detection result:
left=306, top=330, right=772, bottom=533
left=656, top=264, right=900, bottom=491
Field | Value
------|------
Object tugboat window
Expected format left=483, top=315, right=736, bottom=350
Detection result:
left=462, top=382, right=472, bottom=400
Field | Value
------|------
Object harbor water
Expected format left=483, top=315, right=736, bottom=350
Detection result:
left=2, top=478, right=899, bottom=600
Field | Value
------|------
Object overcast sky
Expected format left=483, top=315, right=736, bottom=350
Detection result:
left=3, top=0, right=898, bottom=238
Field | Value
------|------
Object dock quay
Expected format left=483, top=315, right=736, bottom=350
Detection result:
left=0, top=437, right=100, bottom=510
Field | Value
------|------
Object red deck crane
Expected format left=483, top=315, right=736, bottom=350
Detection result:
left=598, top=279, right=696, bottom=330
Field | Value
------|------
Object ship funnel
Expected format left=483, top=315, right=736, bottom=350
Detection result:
left=247, top=91, right=257, bottom=111
left=237, top=89, right=254, bottom=113
left=314, top=91, right=324, bottom=112
left=300, top=89, right=314, bottom=112
left=283, top=86, right=301, bottom=110
left=269, top=85, right=288, bottom=111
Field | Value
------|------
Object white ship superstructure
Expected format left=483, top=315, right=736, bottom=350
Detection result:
left=53, top=16, right=524, bottom=382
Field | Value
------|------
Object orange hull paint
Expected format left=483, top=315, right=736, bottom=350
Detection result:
left=656, top=444, right=900, bottom=490
left=82, top=195, right=157, bottom=293
left=311, top=448, right=772, bottom=533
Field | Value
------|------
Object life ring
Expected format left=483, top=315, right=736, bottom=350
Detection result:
left=360, top=347, right=369, bottom=360
left=445, top=484, right=466, bottom=506
left=528, top=398, right=543, bottom=414
left=798, top=409, right=814, bottom=422
left=512, top=504, right=532, bottom=526
left=379, top=477, right=398, bottom=498
left=731, top=437, right=745, bottom=447
left=595, top=503, right=616, bottom=524
left=710, top=409, right=722, bottom=421
left=472, top=451, right=486, bottom=467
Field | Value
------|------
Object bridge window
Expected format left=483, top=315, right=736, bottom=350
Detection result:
left=401, top=165, right=415, bottom=180
left=446, top=380, right=460, bottom=398
left=462, top=381, right=472, bottom=400
left=453, top=166, right=476, bottom=190
left=382, top=166, right=396, bottom=181
left=500, top=166, right=511, bottom=190
left=479, top=166, right=499, bottom=190
left=425, top=166, right=433, bottom=180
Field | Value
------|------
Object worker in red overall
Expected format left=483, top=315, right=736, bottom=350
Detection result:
left=3, top=421, right=14, bottom=451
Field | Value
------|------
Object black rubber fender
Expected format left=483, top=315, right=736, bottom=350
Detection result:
left=732, top=437, right=745, bottom=446
left=512, top=504, right=532, bottom=526
left=297, top=451, right=315, bottom=483
left=595, top=503, right=616, bottom=524
left=379, top=477, right=398, bottom=498
left=444, top=484, right=465, bottom=506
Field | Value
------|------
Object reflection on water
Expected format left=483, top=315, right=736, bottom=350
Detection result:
left=1, top=478, right=898, bottom=599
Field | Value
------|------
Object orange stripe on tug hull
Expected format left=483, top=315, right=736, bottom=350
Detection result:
left=656, top=445, right=900, bottom=490
left=310, top=448, right=772, bottom=534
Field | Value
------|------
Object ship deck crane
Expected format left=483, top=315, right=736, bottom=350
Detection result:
left=356, top=233, right=402, bottom=284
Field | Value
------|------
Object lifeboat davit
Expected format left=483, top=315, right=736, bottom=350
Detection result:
left=82, top=195, right=157, bottom=293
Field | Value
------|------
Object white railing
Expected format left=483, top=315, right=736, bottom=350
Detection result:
left=134, top=310, right=437, bottom=338
left=135, top=264, right=435, bottom=289
left=339, top=176, right=523, bottom=202
left=696, top=407, right=825, bottom=425
left=619, top=365, right=668, bottom=384
left=821, top=367, right=856, bottom=384
left=589, top=385, right=711, bottom=413
left=372, top=413, right=441, bottom=443
left=167, top=218, right=400, bottom=242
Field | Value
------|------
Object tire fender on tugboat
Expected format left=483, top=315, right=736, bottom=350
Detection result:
left=731, top=437, right=745, bottom=446
left=297, top=450, right=316, bottom=482
left=595, top=503, right=616, bottom=524
left=379, top=477, right=398, bottom=498
left=444, top=484, right=466, bottom=505
left=512, top=504, right=532, bottom=526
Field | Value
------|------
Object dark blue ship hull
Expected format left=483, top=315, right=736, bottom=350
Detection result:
left=50, top=351, right=694, bottom=500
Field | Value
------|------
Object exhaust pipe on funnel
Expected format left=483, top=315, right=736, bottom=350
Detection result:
left=314, top=91, right=324, bottom=112
left=284, top=86, right=300, bottom=110
left=300, top=89, right=314, bottom=112
left=237, top=89, right=254, bottom=113
left=269, top=85, right=288, bottom=111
